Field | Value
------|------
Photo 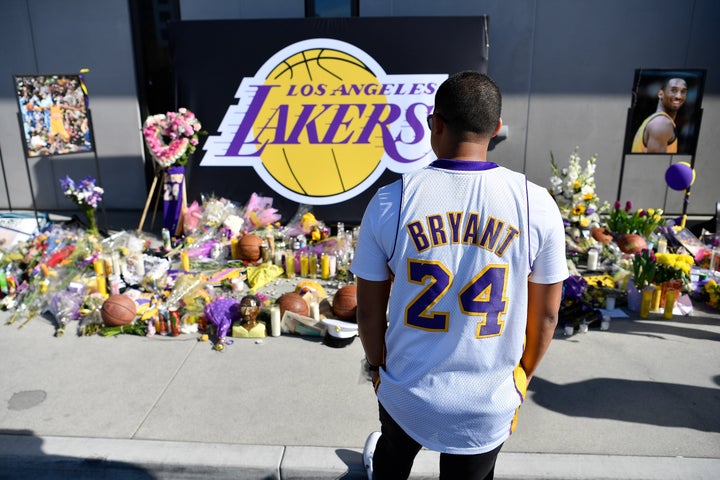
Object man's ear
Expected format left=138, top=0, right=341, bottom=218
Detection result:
left=491, top=118, right=503, bottom=138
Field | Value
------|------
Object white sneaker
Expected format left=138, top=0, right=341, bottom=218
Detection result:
left=363, top=431, right=381, bottom=480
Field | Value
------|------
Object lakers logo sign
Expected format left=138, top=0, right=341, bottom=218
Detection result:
left=202, top=39, right=447, bottom=204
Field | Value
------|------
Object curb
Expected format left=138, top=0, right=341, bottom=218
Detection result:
left=1, top=434, right=718, bottom=479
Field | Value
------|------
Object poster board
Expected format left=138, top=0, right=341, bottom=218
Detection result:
left=13, top=73, right=94, bottom=157
left=623, top=68, right=705, bottom=156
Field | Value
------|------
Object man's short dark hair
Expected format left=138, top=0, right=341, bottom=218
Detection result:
left=434, top=71, right=502, bottom=138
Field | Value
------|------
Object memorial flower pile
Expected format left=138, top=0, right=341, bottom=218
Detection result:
left=143, top=108, right=202, bottom=168
left=549, top=147, right=608, bottom=233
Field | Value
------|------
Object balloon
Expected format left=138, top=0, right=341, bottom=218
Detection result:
left=665, top=162, right=695, bottom=191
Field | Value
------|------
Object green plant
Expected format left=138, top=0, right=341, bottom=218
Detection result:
left=606, top=200, right=664, bottom=238
left=631, top=249, right=656, bottom=290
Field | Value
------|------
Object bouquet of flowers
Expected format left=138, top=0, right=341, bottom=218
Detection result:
left=606, top=200, right=664, bottom=238
left=59, top=175, right=103, bottom=234
left=549, top=147, right=608, bottom=233
left=703, top=280, right=720, bottom=310
left=654, top=252, right=694, bottom=288
left=631, top=248, right=657, bottom=291
left=143, top=108, right=202, bottom=168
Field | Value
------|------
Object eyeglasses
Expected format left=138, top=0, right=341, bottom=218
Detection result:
left=426, top=112, right=448, bottom=130
left=426, top=113, right=435, bottom=130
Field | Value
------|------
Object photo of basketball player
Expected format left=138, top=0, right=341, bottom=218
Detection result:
left=13, top=74, right=94, bottom=157
left=625, top=69, right=705, bottom=156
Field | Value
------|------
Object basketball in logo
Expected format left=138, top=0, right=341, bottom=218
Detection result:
left=258, top=48, right=387, bottom=198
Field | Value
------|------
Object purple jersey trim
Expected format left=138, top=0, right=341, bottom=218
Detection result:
left=430, top=159, right=499, bottom=171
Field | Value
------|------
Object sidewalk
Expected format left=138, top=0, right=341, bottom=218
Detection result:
left=0, top=210, right=719, bottom=478
left=1, top=289, right=719, bottom=479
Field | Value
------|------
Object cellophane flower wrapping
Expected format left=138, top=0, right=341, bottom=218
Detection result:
left=205, top=297, right=240, bottom=341
left=46, top=290, right=84, bottom=335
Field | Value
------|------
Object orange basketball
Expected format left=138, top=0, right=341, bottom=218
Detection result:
left=277, top=292, right=310, bottom=318
left=101, top=294, right=137, bottom=326
left=332, top=284, right=357, bottom=321
left=238, top=234, right=263, bottom=262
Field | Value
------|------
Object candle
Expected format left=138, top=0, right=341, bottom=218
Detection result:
left=640, top=287, right=653, bottom=318
left=321, top=253, right=330, bottom=280
left=300, top=252, right=309, bottom=277
left=663, top=289, right=677, bottom=319
left=93, top=259, right=105, bottom=276
left=181, top=252, right=190, bottom=272
left=285, top=251, right=296, bottom=279
left=605, top=296, right=616, bottom=310
left=586, top=248, right=599, bottom=271
left=111, top=253, right=120, bottom=276
left=230, top=238, right=240, bottom=259
left=96, top=274, right=107, bottom=297
left=108, top=274, right=121, bottom=295
left=309, top=254, right=318, bottom=279
left=328, top=254, right=337, bottom=277
left=310, top=301, right=320, bottom=321
left=274, top=250, right=284, bottom=267
left=270, top=306, right=281, bottom=337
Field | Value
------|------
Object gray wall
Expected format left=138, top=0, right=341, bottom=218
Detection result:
left=0, top=0, right=145, bottom=212
left=1, top=0, right=718, bottom=218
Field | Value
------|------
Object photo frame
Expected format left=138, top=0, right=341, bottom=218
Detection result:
left=13, top=73, right=95, bottom=157
left=623, top=69, right=705, bottom=156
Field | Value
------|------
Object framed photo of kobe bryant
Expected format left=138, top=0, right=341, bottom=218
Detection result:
left=13, top=73, right=94, bottom=158
left=623, top=69, right=705, bottom=156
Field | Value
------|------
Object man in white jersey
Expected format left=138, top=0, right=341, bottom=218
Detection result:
left=351, top=71, right=568, bottom=480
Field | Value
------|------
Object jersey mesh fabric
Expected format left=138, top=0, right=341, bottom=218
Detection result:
left=378, top=164, right=530, bottom=454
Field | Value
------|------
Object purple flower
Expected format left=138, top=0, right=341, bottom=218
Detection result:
left=614, top=201, right=621, bottom=210
left=625, top=201, right=633, bottom=212
left=59, top=175, right=75, bottom=192
left=563, top=275, right=587, bottom=300
left=586, top=207, right=595, bottom=215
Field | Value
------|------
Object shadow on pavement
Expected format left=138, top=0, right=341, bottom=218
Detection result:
left=334, top=448, right=366, bottom=479
left=528, top=377, right=720, bottom=433
left=611, top=316, right=720, bottom=342
left=0, top=429, right=155, bottom=480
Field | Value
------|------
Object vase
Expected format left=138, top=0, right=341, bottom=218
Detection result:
left=626, top=278, right=642, bottom=312
left=640, top=286, right=654, bottom=318
left=651, top=284, right=662, bottom=312
left=659, top=279, right=683, bottom=308
left=83, top=206, right=99, bottom=235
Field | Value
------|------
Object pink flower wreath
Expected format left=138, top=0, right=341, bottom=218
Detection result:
left=142, top=108, right=202, bottom=168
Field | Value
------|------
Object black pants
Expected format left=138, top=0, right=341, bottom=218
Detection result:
left=374, top=402, right=503, bottom=480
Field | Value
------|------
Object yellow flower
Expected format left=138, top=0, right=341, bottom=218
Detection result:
left=579, top=217, right=590, bottom=228
left=583, top=193, right=594, bottom=201
left=573, top=205, right=586, bottom=215
left=573, top=180, right=581, bottom=190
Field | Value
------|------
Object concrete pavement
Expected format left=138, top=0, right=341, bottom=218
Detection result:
left=1, top=284, right=719, bottom=479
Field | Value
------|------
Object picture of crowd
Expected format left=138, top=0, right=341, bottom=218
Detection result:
left=14, top=74, right=94, bottom=157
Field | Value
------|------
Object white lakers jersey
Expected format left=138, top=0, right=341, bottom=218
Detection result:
left=351, top=159, right=568, bottom=455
